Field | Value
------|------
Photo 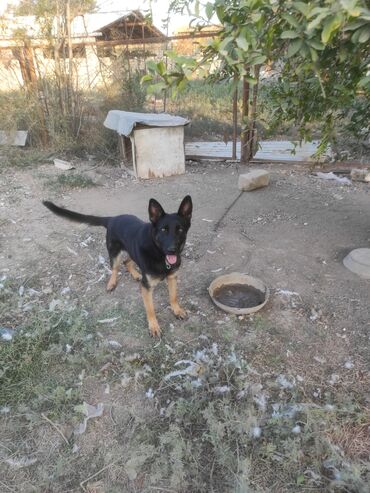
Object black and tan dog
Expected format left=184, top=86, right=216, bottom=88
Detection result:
left=43, top=196, right=192, bottom=337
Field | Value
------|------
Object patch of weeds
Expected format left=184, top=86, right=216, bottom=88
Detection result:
left=0, top=310, right=98, bottom=413
left=252, top=314, right=269, bottom=330
left=95, top=305, right=148, bottom=339
left=115, top=339, right=370, bottom=492
left=46, top=173, right=97, bottom=191
left=118, top=342, right=259, bottom=492
left=0, top=148, right=55, bottom=169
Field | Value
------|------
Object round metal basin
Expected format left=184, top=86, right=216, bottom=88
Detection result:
left=208, top=272, right=269, bottom=315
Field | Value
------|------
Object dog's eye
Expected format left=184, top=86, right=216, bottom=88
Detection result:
left=177, top=226, right=184, bottom=233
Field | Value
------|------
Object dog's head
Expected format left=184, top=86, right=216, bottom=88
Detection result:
left=149, top=195, right=192, bottom=267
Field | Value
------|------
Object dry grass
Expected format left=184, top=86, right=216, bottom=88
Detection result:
left=326, top=421, right=370, bottom=461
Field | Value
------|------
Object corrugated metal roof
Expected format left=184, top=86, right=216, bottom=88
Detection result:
left=185, top=141, right=332, bottom=162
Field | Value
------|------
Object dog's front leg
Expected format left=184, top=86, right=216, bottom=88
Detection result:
left=167, top=274, right=187, bottom=319
left=141, top=284, right=161, bottom=337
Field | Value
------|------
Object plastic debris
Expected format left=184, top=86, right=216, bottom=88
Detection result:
left=49, top=299, right=63, bottom=312
left=121, top=374, right=132, bottom=388
left=5, top=456, right=37, bottom=468
left=276, top=289, right=300, bottom=297
left=74, top=402, right=104, bottom=435
left=191, top=378, right=203, bottom=388
left=310, top=307, right=322, bottom=321
left=251, top=426, right=262, bottom=438
left=0, top=327, right=15, bottom=341
left=214, top=385, right=230, bottom=394
left=97, top=317, right=120, bottom=324
left=328, top=374, right=340, bottom=385
left=344, top=360, right=354, bottom=369
left=164, top=361, right=202, bottom=380
left=145, top=388, right=154, bottom=399
left=276, top=374, right=295, bottom=389
left=316, top=171, right=351, bottom=185
left=272, top=403, right=303, bottom=418
left=108, top=340, right=122, bottom=348
left=54, top=158, right=75, bottom=170
left=253, top=392, right=268, bottom=411
left=125, top=353, right=141, bottom=363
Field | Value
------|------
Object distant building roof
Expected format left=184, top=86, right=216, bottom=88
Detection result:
left=0, top=10, right=165, bottom=41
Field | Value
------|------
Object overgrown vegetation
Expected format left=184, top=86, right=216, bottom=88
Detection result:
left=144, top=0, right=370, bottom=161
left=45, top=172, right=97, bottom=190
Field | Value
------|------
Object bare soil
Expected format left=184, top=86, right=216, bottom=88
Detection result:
left=1, top=158, right=369, bottom=492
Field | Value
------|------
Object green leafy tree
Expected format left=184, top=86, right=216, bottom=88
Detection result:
left=143, top=0, right=370, bottom=162
left=266, top=0, right=370, bottom=151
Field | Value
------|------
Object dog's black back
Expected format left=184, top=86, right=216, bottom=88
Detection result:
left=43, top=196, right=192, bottom=286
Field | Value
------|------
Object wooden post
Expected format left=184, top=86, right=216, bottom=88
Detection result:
left=232, top=74, right=238, bottom=160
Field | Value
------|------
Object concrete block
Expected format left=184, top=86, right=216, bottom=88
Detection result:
left=350, top=168, right=370, bottom=182
left=238, top=169, right=270, bottom=191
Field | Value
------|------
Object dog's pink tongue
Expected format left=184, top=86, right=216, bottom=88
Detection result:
left=166, top=254, right=177, bottom=265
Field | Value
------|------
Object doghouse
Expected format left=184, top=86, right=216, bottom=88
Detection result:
left=104, top=110, right=189, bottom=179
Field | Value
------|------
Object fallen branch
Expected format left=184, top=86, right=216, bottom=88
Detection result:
left=41, top=413, right=69, bottom=446
left=80, top=459, right=122, bottom=491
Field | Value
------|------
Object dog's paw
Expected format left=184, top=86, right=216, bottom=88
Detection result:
left=173, top=305, right=188, bottom=320
left=106, top=280, right=117, bottom=292
left=149, top=321, right=161, bottom=337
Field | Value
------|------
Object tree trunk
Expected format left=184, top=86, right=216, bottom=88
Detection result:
left=245, top=64, right=261, bottom=161
left=240, top=70, right=250, bottom=164
left=21, top=42, right=49, bottom=147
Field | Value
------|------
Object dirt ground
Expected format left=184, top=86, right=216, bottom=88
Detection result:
left=1, top=158, right=369, bottom=492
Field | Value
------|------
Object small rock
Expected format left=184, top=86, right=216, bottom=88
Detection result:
left=238, top=169, right=270, bottom=191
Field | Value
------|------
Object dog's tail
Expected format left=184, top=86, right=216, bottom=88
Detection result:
left=43, top=201, right=110, bottom=228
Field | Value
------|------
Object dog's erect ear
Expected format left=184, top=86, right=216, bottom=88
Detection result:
left=149, top=198, right=165, bottom=224
left=178, top=195, right=192, bottom=221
